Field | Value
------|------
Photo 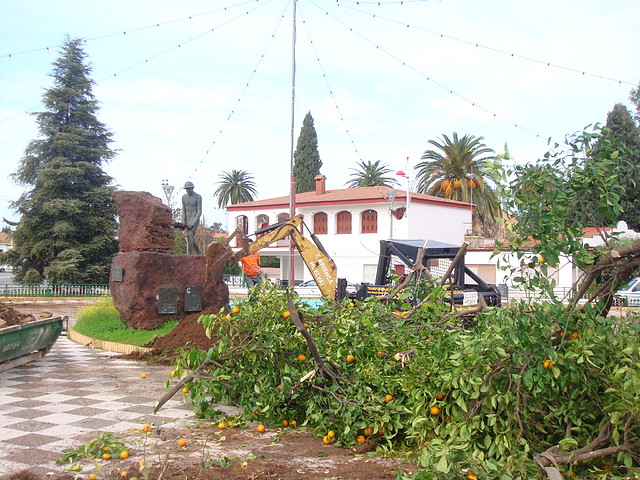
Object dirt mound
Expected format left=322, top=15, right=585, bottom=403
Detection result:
left=0, top=302, right=52, bottom=329
left=145, top=306, right=223, bottom=353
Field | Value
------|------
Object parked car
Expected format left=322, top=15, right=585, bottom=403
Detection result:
left=294, top=279, right=357, bottom=298
left=615, top=277, right=640, bottom=307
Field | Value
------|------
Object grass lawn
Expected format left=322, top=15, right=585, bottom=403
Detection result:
left=73, top=299, right=178, bottom=346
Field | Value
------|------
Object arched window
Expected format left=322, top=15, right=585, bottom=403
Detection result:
left=336, top=211, right=352, bottom=234
left=256, top=214, right=269, bottom=230
left=235, top=215, right=248, bottom=248
left=361, top=209, right=377, bottom=233
left=314, top=212, right=327, bottom=234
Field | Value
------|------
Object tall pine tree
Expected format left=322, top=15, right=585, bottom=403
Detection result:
left=597, top=104, right=640, bottom=230
left=293, top=112, right=322, bottom=193
left=3, top=36, right=119, bottom=284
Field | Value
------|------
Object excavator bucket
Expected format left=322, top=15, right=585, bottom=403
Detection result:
left=205, top=231, right=238, bottom=276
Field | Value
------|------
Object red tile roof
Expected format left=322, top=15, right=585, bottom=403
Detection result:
left=226, top=186, right=474, bottom=211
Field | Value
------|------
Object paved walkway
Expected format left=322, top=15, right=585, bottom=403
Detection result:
left=0, top=334, right=196, bottom=478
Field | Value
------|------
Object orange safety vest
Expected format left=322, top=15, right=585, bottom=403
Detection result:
left=239, top=251, right=261, bottom=277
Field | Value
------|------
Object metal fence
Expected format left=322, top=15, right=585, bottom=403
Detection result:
left=0, top=284, right=110, bottom=298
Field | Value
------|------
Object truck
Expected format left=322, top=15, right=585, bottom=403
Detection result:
left=352, top=239, right=502, bottom=306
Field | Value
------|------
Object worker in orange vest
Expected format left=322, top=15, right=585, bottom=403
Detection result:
left=235, top=240, right=262, bottom=298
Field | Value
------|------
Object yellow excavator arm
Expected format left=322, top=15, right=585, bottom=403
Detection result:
left=207, top=215, right=337, bottom=300
left=239, top=215, right=337, bottom=300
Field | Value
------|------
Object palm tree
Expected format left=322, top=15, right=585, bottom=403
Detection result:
left=214, top=169, right=258, bottom=208
left=415, top=133, right=501, bottom=225
left=345, top=160, right=400, bottom=188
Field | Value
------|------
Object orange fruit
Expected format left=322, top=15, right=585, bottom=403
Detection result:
left=430, top=406, right=440, bottom=416
left=571, top=331, right=579, bottom=340
left=346, top=354, right=355, bottom=363
left=465, top=473, right=478, bottom=480
left=225, top=314, right=232, bottom=321
left=436, top=393, right=444, bottom=400
left=377, top=428, right=384, bottom=435
left=538, top=256, right=545, bottom=264
left=120, top=472, right=128, bottom=478
left=283, top=419, right=289, bottom=427
left=138, top=460, right=145, bottom=468
left=543, top=359, right=554, bottom=370
left=101, top=453, right=112, bottom=460
left=182, top=387, right=189, bottom=394
left=323, top=435, right=332, bottom=444
left=178, top=438, right=187, bottom=446
left=384, top=394, right=393, bottom=403
left=257, top=424, right=266, bottom=433
left=290, top=420, right=297, bottom=426
left=363, top=427, right=373, bottom=436
left=103, top=446, right=111, bottom=451
left=218, top=422, right=227, bottom=429
left=327, top=430, right=336, bottom=438
left=282, top=311, right=291, bottom=318
left=357, top=435, right=366, bottom=444
left=232, top=306, right=241, bottom=314
left=120, top=450, right=129, bottom=459
left=88, top=474, right=97, bottom=480
left=297, top=354, right=307, bottom=361
left=140, top=373, right=146, bottom=379
left=170, top=371, right=177, bottom=377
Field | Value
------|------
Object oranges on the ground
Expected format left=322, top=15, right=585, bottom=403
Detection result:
left=282, top=311, right=291, bottom=318
left=218, top=422, right=227, bottom=429
left=430, top=406, right=440, bottom=415
left=282, top=419, right=289, bottom=427
left=346, top=354, right=355, bottom=363
left=182, top=387, right=189, bottom=394
left=88, top=474, right=97, bottom=480
left=384, top=394, right=394, bottom=403
left=170, top=370, right=177, bottom=377
left=327, top=430, right=336, bottom=438
left=140, top=373, right=146, bottom=378
left=290, top=419, right=297, bottom=426
left=178, top=438, right=187, bottom=446
left=142, top=423, right=152, bottom=433
left=101, top=453, right=112, bottom=460
left=232, top=306, right=241, bottom=314
left=257, top=424, right=266, bottom=433
left=120, top=450, right=129, bottom=459
left=357, top=435, right=366, bottom=444
left=543, top=359, right=554, bottom=370
left=297, top=354, right=307, bottom=361
left=323, top=435, right=332, bottom=444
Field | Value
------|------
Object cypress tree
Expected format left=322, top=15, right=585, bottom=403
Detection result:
left=3, top=36, right=119, bottom=284
left=293, top=112, right=323, bottom=193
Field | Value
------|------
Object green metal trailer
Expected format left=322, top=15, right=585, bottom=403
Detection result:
left=0, top=316, right=64, bottom=372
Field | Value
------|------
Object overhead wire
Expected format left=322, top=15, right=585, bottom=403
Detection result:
left=331, top=0, right=636, bottom=87
left=0, top=0, right=268, bottom=59
left=308, top=0, right=548, bottom=140
left=188, top=0, right=293, bottom=180
left=297, top=3, right=365, bottom=164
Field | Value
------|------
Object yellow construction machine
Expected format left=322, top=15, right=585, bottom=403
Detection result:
left=206, top=215, right=338, bottom=300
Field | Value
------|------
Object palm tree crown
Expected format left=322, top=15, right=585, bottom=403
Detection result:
left=214, top=169, right=258, bottom=208
left=415, top=133, right=501, bottom=222
left=345, top=160, right=400, bottom=188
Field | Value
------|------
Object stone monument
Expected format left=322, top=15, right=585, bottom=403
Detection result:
left=109, top=191, right=229, bottom=330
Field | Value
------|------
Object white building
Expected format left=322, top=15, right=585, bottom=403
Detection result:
left=226, top=175, right=474, bottom=285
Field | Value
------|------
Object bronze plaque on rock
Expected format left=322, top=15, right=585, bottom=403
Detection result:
left=110, top=265, right=123, bottom=282
left=158, top=287, right=179, bottom=314
left=185, top=285, right=203, bottom=312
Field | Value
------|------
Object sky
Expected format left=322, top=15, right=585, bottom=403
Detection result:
left=1, top=0, right=639, bottom=229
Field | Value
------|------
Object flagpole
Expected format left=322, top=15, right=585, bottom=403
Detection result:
left=288, top=0, right=297, bottom=288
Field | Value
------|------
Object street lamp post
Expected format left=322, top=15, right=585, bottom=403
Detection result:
left=396, top=165, right=411, bottom=237
left=161, top=179, right=175, bottom=207
left=386, top=189, right=397, bottom=239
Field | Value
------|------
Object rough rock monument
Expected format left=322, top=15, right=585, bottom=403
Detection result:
left=109, top=191, right=229, bottom=330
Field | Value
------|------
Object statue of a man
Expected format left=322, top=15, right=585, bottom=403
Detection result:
left=181, top=181, right=202, bottom=255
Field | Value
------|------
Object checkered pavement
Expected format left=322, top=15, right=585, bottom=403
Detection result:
left=0, top=335, right=196, bottom=478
